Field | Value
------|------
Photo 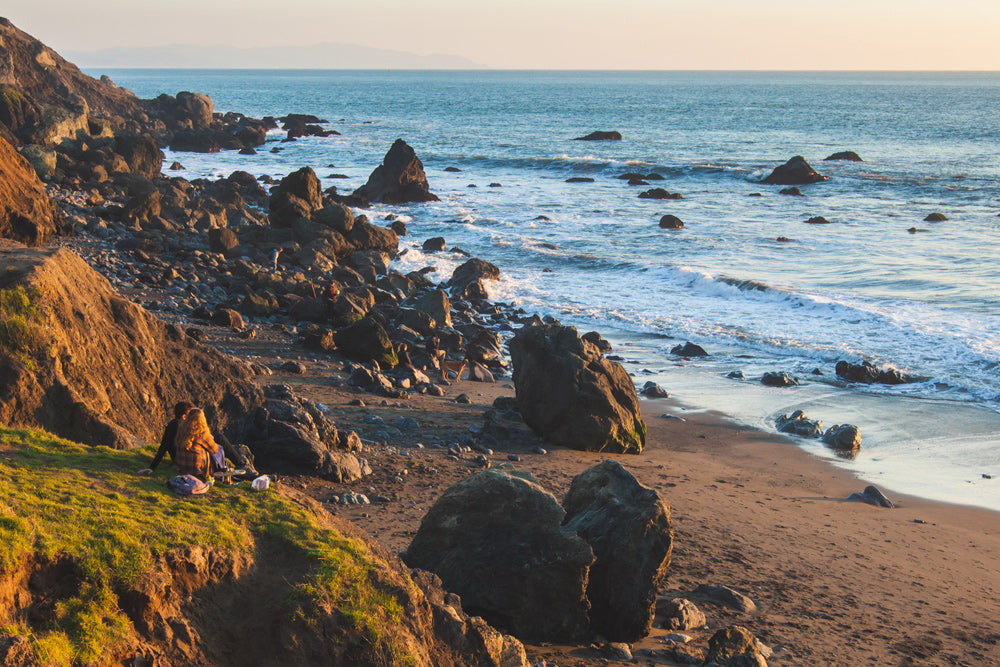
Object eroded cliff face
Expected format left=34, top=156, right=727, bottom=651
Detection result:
left=0, top=242, right=263, bottom=448
left=0, top=16, right=147, bottom=145
left=0, top=134, right=65, bottom=245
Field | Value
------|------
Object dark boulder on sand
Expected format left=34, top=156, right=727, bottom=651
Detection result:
left=403, top=467, right=594, bottom=643
left=848, top=484, right=895, bottom=508
left=824, top=151, right=864, bottom=162
left=823, top=423, right=862, bottom=457
left=333, top=316, right=398, bottom=369
left=574, top=131, right=622, bottom=141
left=353, top=138, right=439, bottom=204
left=763, top=156, right=829, bottom=185
left=705, top=626, right=766, bottom=667
left=562, top=460, right=673, bottom=642
left=510, top=324, right=646, bottom=454
left=659, top=214, right=684, bottom=229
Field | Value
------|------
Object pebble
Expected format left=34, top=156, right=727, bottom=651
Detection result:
left=507, top=454, right=521, bottom=462
left=532, top=446, right=547, bottom=455
left=662, top=633, right=693, bottom=644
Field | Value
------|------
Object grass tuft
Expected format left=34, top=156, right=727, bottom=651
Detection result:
left=0, top=286, right=50, bottom=366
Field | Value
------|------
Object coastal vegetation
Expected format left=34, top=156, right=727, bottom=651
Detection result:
left=0, top=427, right=413, bottom=666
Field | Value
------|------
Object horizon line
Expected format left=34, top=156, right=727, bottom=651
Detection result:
left=83, top=66, right=1000, bottom=73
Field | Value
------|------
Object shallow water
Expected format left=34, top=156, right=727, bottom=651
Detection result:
left=95, top=69, right=1000, bottom=510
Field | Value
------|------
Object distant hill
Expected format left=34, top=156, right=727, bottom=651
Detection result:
left=65, top=42, right=485, bottom=69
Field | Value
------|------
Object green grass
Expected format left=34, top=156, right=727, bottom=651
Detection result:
left=0, top=286, right=50, bottom=366
left=0, top=427, right=415, bottom=666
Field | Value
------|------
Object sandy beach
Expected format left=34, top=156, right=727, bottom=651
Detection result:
left=194, top=321, right=1000, bottom=666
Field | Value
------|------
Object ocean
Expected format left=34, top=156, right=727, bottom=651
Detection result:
left=92, top=69, right=1000, bottom=510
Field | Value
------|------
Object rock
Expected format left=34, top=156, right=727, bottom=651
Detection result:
left=269, top=166, right=323, bottom=227
left=805, top=216, right=831, bottom=224
left=448, top=258, right=500, bottom=293
left=824, top=151, right=863, bottom=162
left=581, top=331, right=612, bottom=352
left=822, top=424, right=862, bottom=456
left=207, top=227, right=239, bottom=256
left=563, top=460, right=672, bottom=641
left=760, top=372, right=798, bottom=387
left=348, top=218, right=399, bottom=254
left=775, top=410, right=823, bottom=438
left=640, top=381, right=669, bottom=398
left=671, top=342, right=708, bottom=358
left=312, top=203, right=355, bottom=235
left=604, top=643, right=632, bottom=661
left=763, top=156, right=828, bottom=185
left=422, top=236, right=447, bottom=252
left=705, top=626, right=765, bottom=667
left=509, top=324, right=645, bottom=454
left=353, top=138, right=439, bottom=203
left=658, top=214, right=684, bottom=229
left=169, top=161, right=184, bottom=170
left=924, top=212, right=948, bottom=222
left=692, top=584, right=756, bottom=613
left=779, top=187, right=804, bottom=196
left=639, top=188, right=683, bottom=200
left=212, top=308, right=244, bottom=330
left=848, top=485, right=895, bottom=508
left=333, top=317, right=398, bottom=368
left=114, top=133, right=163, bottom=179
left=467, top=361, right=495, bottom=383
left=0, top=134, right=65, bottom=245
left=566, top=177, right=595, bottom=183
left=280, top=361, right=307, bottom=375
left=835, top=360, right=915, bottom=385
left=574, top=131, right=622, bottom=141
left=413, top=289, right=451, bottom=327
left=657, top=598, right=706, bottom=631
left=403, top=468, right=594, bottom=642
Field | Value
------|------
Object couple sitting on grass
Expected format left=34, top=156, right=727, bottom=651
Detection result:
left=140, top=401, right=253, bottom=482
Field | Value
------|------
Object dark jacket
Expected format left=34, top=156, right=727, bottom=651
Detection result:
left=149, top=418, right=180, bottom=471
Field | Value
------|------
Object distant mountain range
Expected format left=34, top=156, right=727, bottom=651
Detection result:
left=65, top=43, right=485, bottom=69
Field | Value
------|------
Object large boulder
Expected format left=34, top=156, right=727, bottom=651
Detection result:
left=509, top=324, right=646, bottom=454
left=448, top=258, right=500, bottom=295
left=762, top=156, right=829, bottom=185
left=269, top=166, right=323, bottom=227
left=333, top=316, right=398, bottom=368
left=113, top=134, right=163, bottom=179
left=822, top=424, right=862, bottom=457
left=775, top=410, right=823, bottom=438
left=562, top=460, right=672, bottom=641
left=0, top=134, right=65, bottom=245
left=705, top=626, right=766, bottom=667
left=353, top=138, right=439, bottom=204
left=403, top=468, right=594, bottom=643
left=410, top=289, right=452, bottom=328
left=347, top=218, right=399, bottom=254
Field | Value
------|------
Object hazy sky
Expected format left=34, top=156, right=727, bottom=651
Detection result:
left=6, top=0, right=1000, bottom=70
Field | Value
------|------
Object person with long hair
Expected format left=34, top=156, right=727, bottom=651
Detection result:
left=173, top=408, right=219, bottom=481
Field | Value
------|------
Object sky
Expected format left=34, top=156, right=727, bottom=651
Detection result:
left=6, top=0, right=1000, bottom=70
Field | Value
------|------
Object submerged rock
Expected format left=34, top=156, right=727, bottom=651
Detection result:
left=775, top=410, right=823, bottom=438
left=824, top=151, right=864, bottom=162
left=822, top=423, right=862, bottom=457
left=671, top=342, right=708, bottom=358
left=574, top=130, right=622, bottom=141
left=658, top=214, right=684, bottom=229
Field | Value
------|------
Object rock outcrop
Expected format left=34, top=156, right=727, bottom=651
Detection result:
left=403, top=467, right=594, bottom=643
left=835, top=359, right=915, bottom=385
left=822, top=423, right=862, bottom=457
left=775, top=410, right=823, bottom=438
left=763, top=156, right=829, bottom=185
left=0, top=135, right=65, bottom=245
left=353, top=138, right=439, bottom=204
left=509, top=324, right=645, bottom=454
left=574, top=131, right=622, bottom=141
left=562, top=460, right=672, bottom=641
left=824, top=151, right=863, bottom=162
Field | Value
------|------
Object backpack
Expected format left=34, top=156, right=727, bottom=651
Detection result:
left=167, top=474, right=210, bottom=495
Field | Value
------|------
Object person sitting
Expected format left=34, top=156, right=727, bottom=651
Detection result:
left=173, top=408, right=220, bottom=482
left=425, top=335, right=445, bottom=369
left=139, top=401, right=194, bottom=474
left=396, top=342, right=416, bottom=371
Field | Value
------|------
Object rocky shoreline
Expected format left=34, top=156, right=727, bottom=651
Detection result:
left=3, top=16, right=1000, bottom=666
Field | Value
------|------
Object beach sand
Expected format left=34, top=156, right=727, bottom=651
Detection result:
left=223, top=326, right=1000, bottom=666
